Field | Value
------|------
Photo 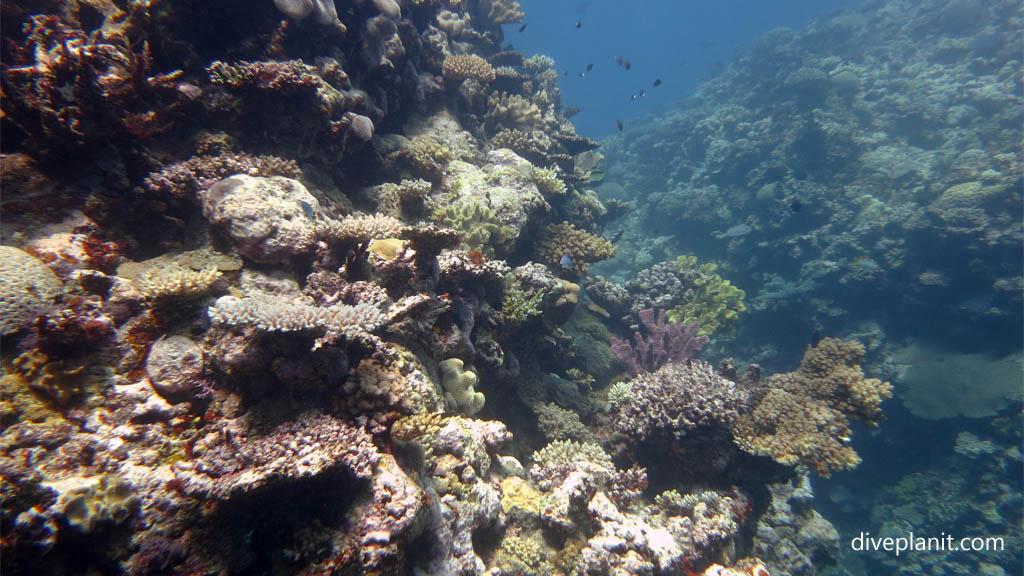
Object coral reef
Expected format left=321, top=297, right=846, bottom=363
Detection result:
left=733, top=338, right=892, bottom=476
left=0, top=246, right=63, bottom=335
left=610, top=308, right=709, bottom=374
left=438, top=358, right=485, bottom=416
left=615, top=360, right=746, bottom=439
left=536, top=221, right=615, bottom=275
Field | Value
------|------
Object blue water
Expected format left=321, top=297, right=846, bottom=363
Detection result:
left=507, top=0, right=858, bottom=138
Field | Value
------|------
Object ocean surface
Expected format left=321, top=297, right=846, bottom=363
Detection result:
left=1, top=0, right=1020, bottom=575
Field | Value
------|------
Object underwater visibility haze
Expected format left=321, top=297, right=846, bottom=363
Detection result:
left=0, top=0, right=1020, bottom=575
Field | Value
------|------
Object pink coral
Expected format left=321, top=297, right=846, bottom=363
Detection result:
left=610, top=309, right=708, bottom=374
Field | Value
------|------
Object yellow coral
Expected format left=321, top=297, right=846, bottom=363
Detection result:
left=536, top=221, right=615, bottom=275
left=485, top=93, right=543, bottom=133
left=442, top=54, right=496, bottom=82
left=732, top=338, right=891, bottom=477
left=532, top=166, right=567, bottom=197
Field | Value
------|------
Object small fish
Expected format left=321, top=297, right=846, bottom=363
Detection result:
left=577, top=72, right=585, bottom=78
left=790, top=199, right=803, bottom=213
left=609, top=229, right=623, bottom=243
left=653, top=78, right=662, bottom=87
left=559, top=254, right=574, bottom=269
left=631, top=92, right=638, bottom=101
left=586, top=63, right=593, bottom=71
left=518, top=23, right=528, bottom=32
left=638, top=89, right=645, bottom=97
left=615, top=56, right=624, bottom=66
left=575, top=21, right=582, bottom=29
left=563, top=71, right=568, bottom=77
left=298, top=200, right=315, bottom=219
left=615, top=119, right=623, bottom=132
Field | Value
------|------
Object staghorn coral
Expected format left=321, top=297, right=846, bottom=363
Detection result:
left=390, top=135, right=454, bottom=182
left=442, top=54, right=496, bottom=83
left=142, top=153, right=301, bottom=198
left=610, top=308, right=709, bottom=374
left=615, top=360, right=747, bottom=439
left=0, top=246, right=63, bottom=336
left=733, top=338, right=892, bottom=476
left=536, top=221, right=616, bottom=275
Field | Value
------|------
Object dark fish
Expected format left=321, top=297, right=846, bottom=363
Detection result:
left=623, top=60, right=632, bottom=71
left=563, top=71, right=568, bottom=77
left=653, top=78, right=662, bottom=87
left=518, top=23, right=528, bottom=32
left=630, top=92, right=638, bottom=101
left=609, top=229, right=623, bottom=243
left=615, top=56, right=632, bottom=70
left=575, top=21, right=582, bottom=28
left=577, top=72, right=585, bottom=78
left=586, top=63, right=593, bottom=71
left=615, top=119, right=623, bottom=132
left=638, top=89, right=645, bottom=97
left=790, top=199, right=803, bottom=212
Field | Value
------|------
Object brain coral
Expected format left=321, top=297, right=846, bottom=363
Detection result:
left=0, top=246, right=62, bottom=335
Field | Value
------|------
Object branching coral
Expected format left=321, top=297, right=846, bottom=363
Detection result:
left=143, top=153, right=301, bottom=198
left=536, top=221, right=616, bottom=275
left=531, top=165, right=567, bottom=197
left=208, top=292, right=386, bottom=348
left=615, top=360, right=747, bottom=438
left=433, top=199, right=515, bottom=258
left=666, top=256, right=746, bottom=335
left=476, top=0, right=525, bottom=25
left=442, top=54, right=496, bottom=83
left=501, top=276, right=543, bottom=326
left=317, top=214, right=406, bottom=244
left=367, top=179, right=432, bottom=217
left=132, top=264, right=222, bottom=300
left=610, top=309, right=709, bottom=374
left=1, top=15, right=183, bottom=149
left=732, top=338, right=892, bottom=476
left=485, top=93, right=543, bottom=134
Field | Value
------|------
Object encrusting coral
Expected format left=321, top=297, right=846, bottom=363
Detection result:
left=0, top=246, right=63, bottom=336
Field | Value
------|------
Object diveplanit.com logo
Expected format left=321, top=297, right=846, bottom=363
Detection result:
left=851, top=531, right=1005, bottom=557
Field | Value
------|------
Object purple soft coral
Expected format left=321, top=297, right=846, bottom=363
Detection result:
left=610, top=309, right=709, bottom=374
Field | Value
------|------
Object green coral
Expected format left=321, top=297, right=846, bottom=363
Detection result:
left=438, top=358, right=485, bottom=416
left=502, top=277, right=543, bottom=326
left=666, top=255, right=746, bottom=335
left=432, top=199, right=515, bottom=258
